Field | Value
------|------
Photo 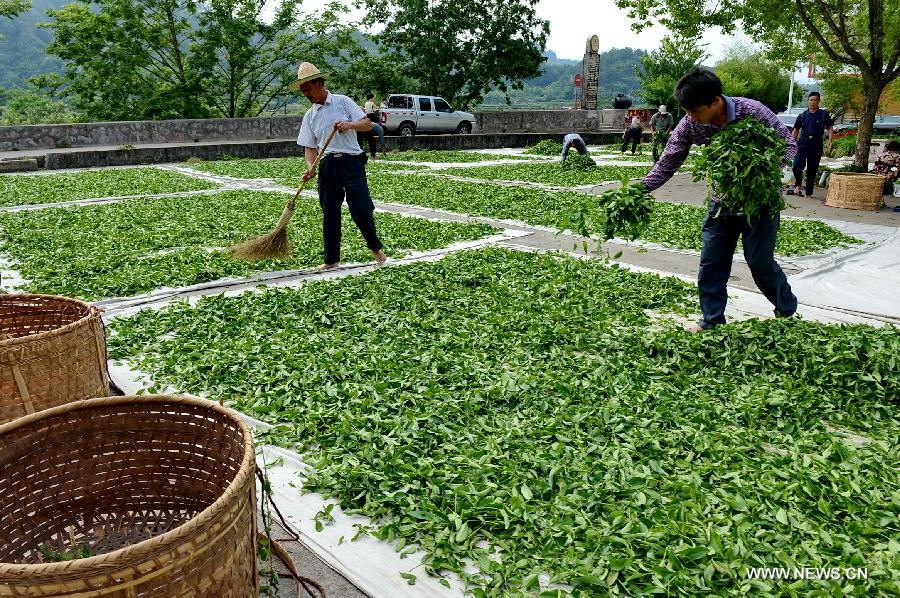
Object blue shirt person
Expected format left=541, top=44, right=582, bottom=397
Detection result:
left=789, top=92, right=833, bottom=197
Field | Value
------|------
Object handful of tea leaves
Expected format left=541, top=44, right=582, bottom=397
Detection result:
left=693, top=117, right=786, bottom=221
left=562, top=179, right=654, bottom=243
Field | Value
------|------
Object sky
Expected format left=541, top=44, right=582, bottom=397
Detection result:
left=289, top=0, right=812, bottom=83
left=535, top=0, right=743, bottom=63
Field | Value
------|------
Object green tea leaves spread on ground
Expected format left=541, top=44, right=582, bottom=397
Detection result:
left=0, top=168, right=218, bottom=207
left=523, top=140, right=563, bottom=156
left=379, top=150, right=530, bottom=163
left=186, top=156, right=423, bottom=185
left=368, top=174, right=861, bottom=255
left=436, top=163, right=652, bottom=187
left=108, top=248, right=899, bottom=596
left=693, top=118, right=787, bottom=220
left=560, top=153, right=597, bottom=172
left=0, top=191, right=496, bottom=300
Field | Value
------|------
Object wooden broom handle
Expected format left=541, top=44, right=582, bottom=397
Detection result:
left=293, top=125, right=340, bottom=200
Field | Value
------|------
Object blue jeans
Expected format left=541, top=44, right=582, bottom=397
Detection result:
left=698, top=202, right=797, bottom=328
left=317, top=154, right=383, bottom=264
left=792, top=142, right=823, bottom=195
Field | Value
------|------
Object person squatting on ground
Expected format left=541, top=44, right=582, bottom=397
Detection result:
left=621, top=117, right=643, bottom=155
left=290, top=63, right=387, bottom=271
left=872, top=140, right=900, bottom=184
left=649, top=105, right=674, bottom=162
left=560, top=133, right=589, bottom=162
left=641, top=67, right=798, bottom=331
left=789, top=92, right=833, bottom=197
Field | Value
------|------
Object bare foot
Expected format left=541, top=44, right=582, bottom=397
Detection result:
left=372, top=250, right=387, bottom=265
left=684, top=324, right=705, bottom=333
left=314, top=263, right=339, bottom=273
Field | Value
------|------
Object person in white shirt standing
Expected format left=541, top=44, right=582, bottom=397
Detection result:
left=290, top=63, right=387, bottom=271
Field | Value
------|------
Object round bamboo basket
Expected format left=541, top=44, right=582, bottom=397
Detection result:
left=0, top=395, right=258, bottom=597
left=0, top=293, right=109, bottom=425
left=824, top=172, right=886, bottom=210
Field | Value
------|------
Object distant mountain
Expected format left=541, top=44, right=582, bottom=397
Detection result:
left=0, top=0, right=66, bottom=89
left=481, top=47, right=646, bottom=109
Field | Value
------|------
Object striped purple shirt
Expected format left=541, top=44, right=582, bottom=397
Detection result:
left=642, top=96, right=797, bottom=198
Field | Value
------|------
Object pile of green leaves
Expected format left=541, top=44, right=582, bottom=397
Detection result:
left=0, top=168, right=218, bottom=207
left=38, top=544, right=96, bottom=562
left=108, top=248, right=899, bottom=596
left=380, top=150, right=530, bottom=163
left=0, top=191, right=496, bottom=300
left=560, top=153, right=597, bottom=171
left=436, top=163, right=652, bottom=187
left=368, top=174, right=861, bottom=255
left=693, top=118, right=786, bottom=220
left=561, top=180, right=654, bottom=242
left=523, top=139, right=563, bottom=155
left=186, top=157, right=424, bottom=186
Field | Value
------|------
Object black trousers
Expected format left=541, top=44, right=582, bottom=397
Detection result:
left=317, top=154, right=383, bottom=264
left=621, top=128, right=641, bottom=154
left=792, top=141, right=823, bottom=195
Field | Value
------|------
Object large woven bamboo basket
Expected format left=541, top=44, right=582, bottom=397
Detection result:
left=0, top=293, right=109, bottom=424
left=824, top=172, right=886, bottom=210
left=0, top=395, right=258, bottom=597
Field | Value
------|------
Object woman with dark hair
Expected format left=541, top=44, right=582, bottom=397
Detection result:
left=873, top=140, right=900, bottom=183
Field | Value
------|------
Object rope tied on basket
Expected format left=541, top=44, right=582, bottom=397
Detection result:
left=256, top=464, right=326, bottom=598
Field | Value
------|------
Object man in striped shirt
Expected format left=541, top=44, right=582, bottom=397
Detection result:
left=292, top=62, right=387, bottom=271
left=642, top=68, right=798, bottom=331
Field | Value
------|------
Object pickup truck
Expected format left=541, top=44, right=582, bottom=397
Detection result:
left=379, top=94, right=475, bottom=136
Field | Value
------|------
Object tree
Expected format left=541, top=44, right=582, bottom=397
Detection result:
left=616, top=0, right=900, bottom=169
left=193, top=0, right=357, bottom=118
left=361, top=0, right=549, bottom=109
left=40, top=0, right=354, bottom=120
left=0, top=0, right=27, bottom=18
left=715, top=44, right=804, bottom=112
left=636, top=36, right=707, bottom=118
left=0, top=86, right=75, bottom=124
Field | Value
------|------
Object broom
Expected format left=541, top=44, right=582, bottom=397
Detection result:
left=228, top=124, right=339, bottom=261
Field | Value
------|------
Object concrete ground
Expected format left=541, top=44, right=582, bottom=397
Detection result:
left=258, top=516, right=369, bottom=598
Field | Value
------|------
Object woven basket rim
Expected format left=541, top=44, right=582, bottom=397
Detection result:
left=830, top=172, right=886, bottom=180
left=0, top=293, right=97, bottom=350
left=0, top=394, right=255, bottom=575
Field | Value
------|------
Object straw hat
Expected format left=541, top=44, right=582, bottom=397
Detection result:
left=288, top=62, right=329, bottom=91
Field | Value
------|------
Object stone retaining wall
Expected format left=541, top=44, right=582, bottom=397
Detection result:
left=41, top=132, right=626, bottom=170
left=0, top=110, right=628, bottom=151
left=0, top=116, right=305, bottom=152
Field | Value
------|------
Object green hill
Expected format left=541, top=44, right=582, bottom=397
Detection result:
left=481, top=47, right=646, bottom=109
left=0, top=0, right=65, bottom=89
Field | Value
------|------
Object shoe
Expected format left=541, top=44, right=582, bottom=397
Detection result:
left=786, top=189, right=796, bottom=196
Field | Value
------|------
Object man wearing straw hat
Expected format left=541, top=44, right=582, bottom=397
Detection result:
left=290, top=62, right=387, bottom=271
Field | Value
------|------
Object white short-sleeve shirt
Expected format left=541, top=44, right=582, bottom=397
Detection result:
left=297, top=92, right=366, bottom=155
